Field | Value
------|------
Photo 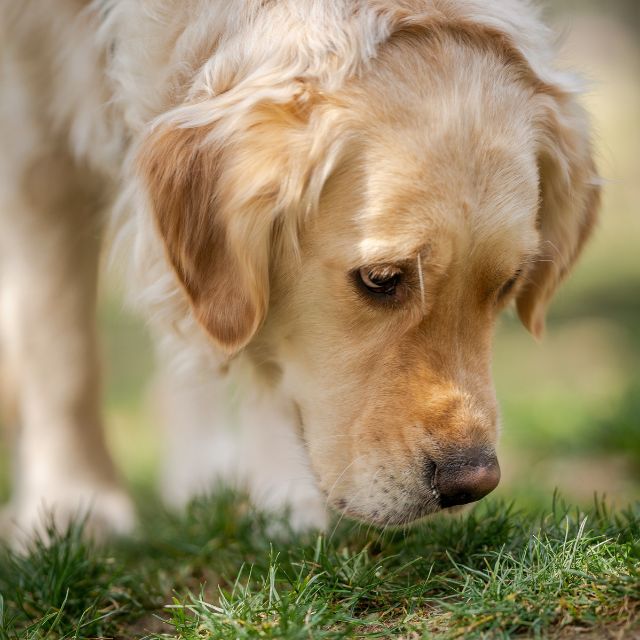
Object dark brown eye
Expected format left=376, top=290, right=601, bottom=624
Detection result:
left=498, top=270, right=521, bottom=299
left=357, top=266, right=402, bottom=296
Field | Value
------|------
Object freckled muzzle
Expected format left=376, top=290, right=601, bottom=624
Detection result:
left=428, top=448, right=501, bottom=509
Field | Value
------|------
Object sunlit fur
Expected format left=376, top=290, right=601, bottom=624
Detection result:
left=0, top=0, right=599, bottom=537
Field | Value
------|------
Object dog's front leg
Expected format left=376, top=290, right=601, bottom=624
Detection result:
left=155, top=358, right=243, bottom=508
left=0, top=152, right=135, bottom=545
left=232, top=368, right=328, bottom=532
left=156, top=354, right=327, bottom=531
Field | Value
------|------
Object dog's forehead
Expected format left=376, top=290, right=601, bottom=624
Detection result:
left=349, top=133, right=541, bottom=272
left=328, top=32, right=546, bottom=271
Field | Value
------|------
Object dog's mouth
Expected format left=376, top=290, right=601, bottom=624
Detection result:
left=323, top=451, right=500, bottom=527
left=330, top=490, right=489, bottom=527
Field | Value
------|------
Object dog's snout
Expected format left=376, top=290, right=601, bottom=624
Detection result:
left=432, top=450, right=500, bottom=508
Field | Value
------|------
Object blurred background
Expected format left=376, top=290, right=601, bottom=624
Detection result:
left=0, top=1, right=638, bottom=511
left=495, top=0, right=640, bottom=507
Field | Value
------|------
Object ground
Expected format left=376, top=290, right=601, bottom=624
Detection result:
left=1, top=492, right=639, bottom=639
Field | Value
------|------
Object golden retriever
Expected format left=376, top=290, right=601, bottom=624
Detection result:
left=0, top=0, right=600, bottom=540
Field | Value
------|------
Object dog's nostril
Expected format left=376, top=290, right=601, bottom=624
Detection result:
left=434, top=451, right=500, bottom=508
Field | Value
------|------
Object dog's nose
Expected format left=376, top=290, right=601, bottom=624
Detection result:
left=433, top=450, right=500, bottom=508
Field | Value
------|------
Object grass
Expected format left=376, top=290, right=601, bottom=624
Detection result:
left=0, top=518, right=154, bottom=639
left=0, top=492, right=638, bottom=639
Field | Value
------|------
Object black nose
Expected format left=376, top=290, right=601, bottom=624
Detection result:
left=433, top=449, right=500, bottom=508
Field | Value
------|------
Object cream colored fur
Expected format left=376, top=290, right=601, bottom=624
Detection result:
left=0, top=0, right=599, bottom=540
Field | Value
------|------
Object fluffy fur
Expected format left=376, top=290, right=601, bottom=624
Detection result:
left=0, top=0, right=600, bottom=538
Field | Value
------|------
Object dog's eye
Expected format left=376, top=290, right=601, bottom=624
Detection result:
left=357, top=266, right=402, bottom=296
left=498, top=270, right=521, bottom=299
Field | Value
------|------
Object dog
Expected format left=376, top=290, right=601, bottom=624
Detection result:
left=0, top=0, right=600, bottom=540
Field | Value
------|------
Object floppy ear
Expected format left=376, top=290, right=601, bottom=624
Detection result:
left=137, top=122, right=267, bottom=352
left=137, top=92, right=343, bottom=353
left=516, top=92, right=601, bottom=338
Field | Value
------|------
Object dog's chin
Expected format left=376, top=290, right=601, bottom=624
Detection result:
left=439, top=503, right=475, bottom=516
left=332, top=499, right=443, bottom=528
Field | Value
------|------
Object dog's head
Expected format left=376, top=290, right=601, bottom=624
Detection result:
left=137, top=13, right=599, bottom=525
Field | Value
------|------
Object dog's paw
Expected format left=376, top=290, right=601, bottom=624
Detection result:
left=1, top=485, right=136, bottom=549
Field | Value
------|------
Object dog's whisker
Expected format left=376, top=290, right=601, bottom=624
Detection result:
left=327, top=466, right=379, bottom=543
left=417, top=251, right=426, bottom=311
left=324, top=453, right=368, bottom=512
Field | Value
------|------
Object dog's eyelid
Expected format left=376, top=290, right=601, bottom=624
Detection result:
left=364, top=263, right=402, bottom=277
left=355, top=241, right=431, bottom=272
left=498, top=268, right=523, bottom=299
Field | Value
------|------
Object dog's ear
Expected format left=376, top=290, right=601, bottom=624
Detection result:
left=137, top=122, right=266, bottom=352
left=137, top=92, right=342, bottom=353
left=516, top=92, right=601, bottom=338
